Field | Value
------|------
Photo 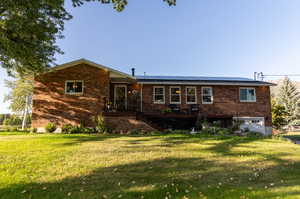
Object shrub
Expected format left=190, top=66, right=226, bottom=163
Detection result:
left=61, top=124, right=73, bottom=134
left=82, top=127, right=94, bottom=134
left=69, top=126, right=82, bottom=134
left=93, top=114, right=107, bottom=133
left=195, top=118, right=202, bottom=131
left=232, top=119, right=244, bottom=131
left=201, top=120, right=209, bottom=129
left=161, top=108, right=172, bottom=114
left=149, top=130, right=161, bottom=135
left=30, top=127, right=37, bottom=133
left=212, top=120, right=221, bottom=128
left=45, top=122, right=57, bottom=133
left=246, top=131, right=263, bottom=137
left=216, top=128, right=232, bottom=136
left=127, top=129, right=140, bottom=135
left=3, top=115, right=22, bottom=126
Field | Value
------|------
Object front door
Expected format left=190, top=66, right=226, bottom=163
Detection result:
left=114, top=85, right=127, bottom=111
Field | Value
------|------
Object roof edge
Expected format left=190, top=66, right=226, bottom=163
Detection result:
left=50, top=58, right=135, bottom=79
left=137, top=81, right=275, bottom=86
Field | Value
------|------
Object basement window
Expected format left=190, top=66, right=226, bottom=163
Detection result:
left=240, top=88, right=256, bottom=102
left=65, top=80, right=84, bottom=95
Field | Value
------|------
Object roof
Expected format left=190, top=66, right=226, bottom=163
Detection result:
left=50, top=59, right=274, bottom=86
left=51, top=58, right=135, bottom=79
left=136, top=75, right=275, bottom=86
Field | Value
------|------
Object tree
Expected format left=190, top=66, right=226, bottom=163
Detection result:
left=0, top=0, right=176, bottom=75
left=4, top=75, right=33, bottom=129
left=277, top=77, right=300, bottom=128
left=3, top=114, right=22, bottom=126
left=271, top=99, right=287, bottom=130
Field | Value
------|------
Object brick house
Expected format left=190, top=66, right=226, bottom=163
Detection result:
left=32, top=59, right=274, bottom=134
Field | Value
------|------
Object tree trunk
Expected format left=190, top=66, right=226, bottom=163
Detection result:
left=21, top=95, right=29, bottom=130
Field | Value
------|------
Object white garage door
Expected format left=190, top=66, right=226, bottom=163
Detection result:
left=233, top=117, right=265, bottom=135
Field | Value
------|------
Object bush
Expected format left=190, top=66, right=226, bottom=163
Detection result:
left=246, top=131, right=263, bottom=137
left=69, top=126, right=82, bottom=134
left=161, top=108, right=172, bottom=114
left=195, top=118, right=202, bottom=131
left=93, top=114, right=107, bottom=133
left=62, top=124, right=73, bottom=134
left=82, top=127, right=94, bottom=134
left=217, top=128, right=232, bottom=136
left=3, top=115, right=22, bottom=126
left=127, top=129, right=140, bottom=135
left=30, top=127, right=37, bottom=133
left=10, top=126, right=18, bottom=132
left=45, top=122, right=57, bottom=133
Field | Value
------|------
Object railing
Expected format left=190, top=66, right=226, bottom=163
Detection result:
left=104, top=99, right=141, bottom=113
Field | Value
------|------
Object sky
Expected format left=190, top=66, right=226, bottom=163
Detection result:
left=1, top=0, right=300, bottom=113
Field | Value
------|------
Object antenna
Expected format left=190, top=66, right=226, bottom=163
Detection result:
left=254, top=72, right=264, bottom=81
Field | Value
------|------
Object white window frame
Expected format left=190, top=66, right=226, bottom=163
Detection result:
left=65, top=80, right=84, bottom=95
left=153, top=86, right=165, bottom=104
left=239, top=87, right=256, bottom=102
left=202, top=86, right=213, bottom=104
left=186, top=87, right=197, bottom=104
left=169, top=86, right=181, bottom=104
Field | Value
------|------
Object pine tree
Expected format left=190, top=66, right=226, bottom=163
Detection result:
left=271, top=98, right=287, bottom=130
left=277, top=77, right=300, bottom=128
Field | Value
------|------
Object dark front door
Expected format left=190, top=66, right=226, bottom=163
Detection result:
left=114, top=85, right=127, bottom=111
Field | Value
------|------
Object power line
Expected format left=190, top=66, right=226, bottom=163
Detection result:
left=263, top=74, right=300, bottom=77
left=254, top=72, right=300, bottom=81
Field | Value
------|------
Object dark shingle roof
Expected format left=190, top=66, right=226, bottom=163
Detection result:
left=136, top=75, right=275, bottom=86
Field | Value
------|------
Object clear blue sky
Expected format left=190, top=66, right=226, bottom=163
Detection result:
left=1, top=0, right=300, bottom=113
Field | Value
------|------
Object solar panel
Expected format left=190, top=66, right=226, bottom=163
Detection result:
left=137, top=75, right=255, bottom=82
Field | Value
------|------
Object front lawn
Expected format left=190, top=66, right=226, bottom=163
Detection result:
left=1, top=132, right=300, bottom=199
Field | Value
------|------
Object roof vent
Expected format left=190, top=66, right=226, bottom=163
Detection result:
left=131, top=68, right=135, bottom=76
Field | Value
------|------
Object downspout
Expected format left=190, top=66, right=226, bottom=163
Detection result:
left=140, top=83, right=143, bottom=112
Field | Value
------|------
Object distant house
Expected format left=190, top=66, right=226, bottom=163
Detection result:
left=32, top=59, right=274, bottom=134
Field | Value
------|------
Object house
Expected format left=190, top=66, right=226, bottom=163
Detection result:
left=32, top=59, right=274, bottom=134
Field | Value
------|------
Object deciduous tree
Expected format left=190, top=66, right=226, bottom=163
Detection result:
left=0, top=0, right=176, bottom=75
left=4, top=75, right=33, bottom=129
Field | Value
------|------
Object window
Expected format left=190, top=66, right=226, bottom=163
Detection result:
left=186, top=87, right=197, bottom=104
left=65, top=80, right=84, bottom=94
left=170, top=87, right=181, bottom=104
left=240, top=88, right=256, bottom=102
left=202, top=87, right=213, bottom=104
left=153, top=86, right=165, bottom=104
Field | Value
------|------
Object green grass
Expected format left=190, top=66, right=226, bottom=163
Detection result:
left=1, top=132, right=300, bottom=199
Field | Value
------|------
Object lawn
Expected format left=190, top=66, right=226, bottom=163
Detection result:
left=1, top=133, right=300, bottom=199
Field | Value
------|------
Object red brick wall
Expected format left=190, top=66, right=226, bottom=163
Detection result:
left=32, top=64, right=110, bottom=128
left=141, top=85, right=272, bottom=126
